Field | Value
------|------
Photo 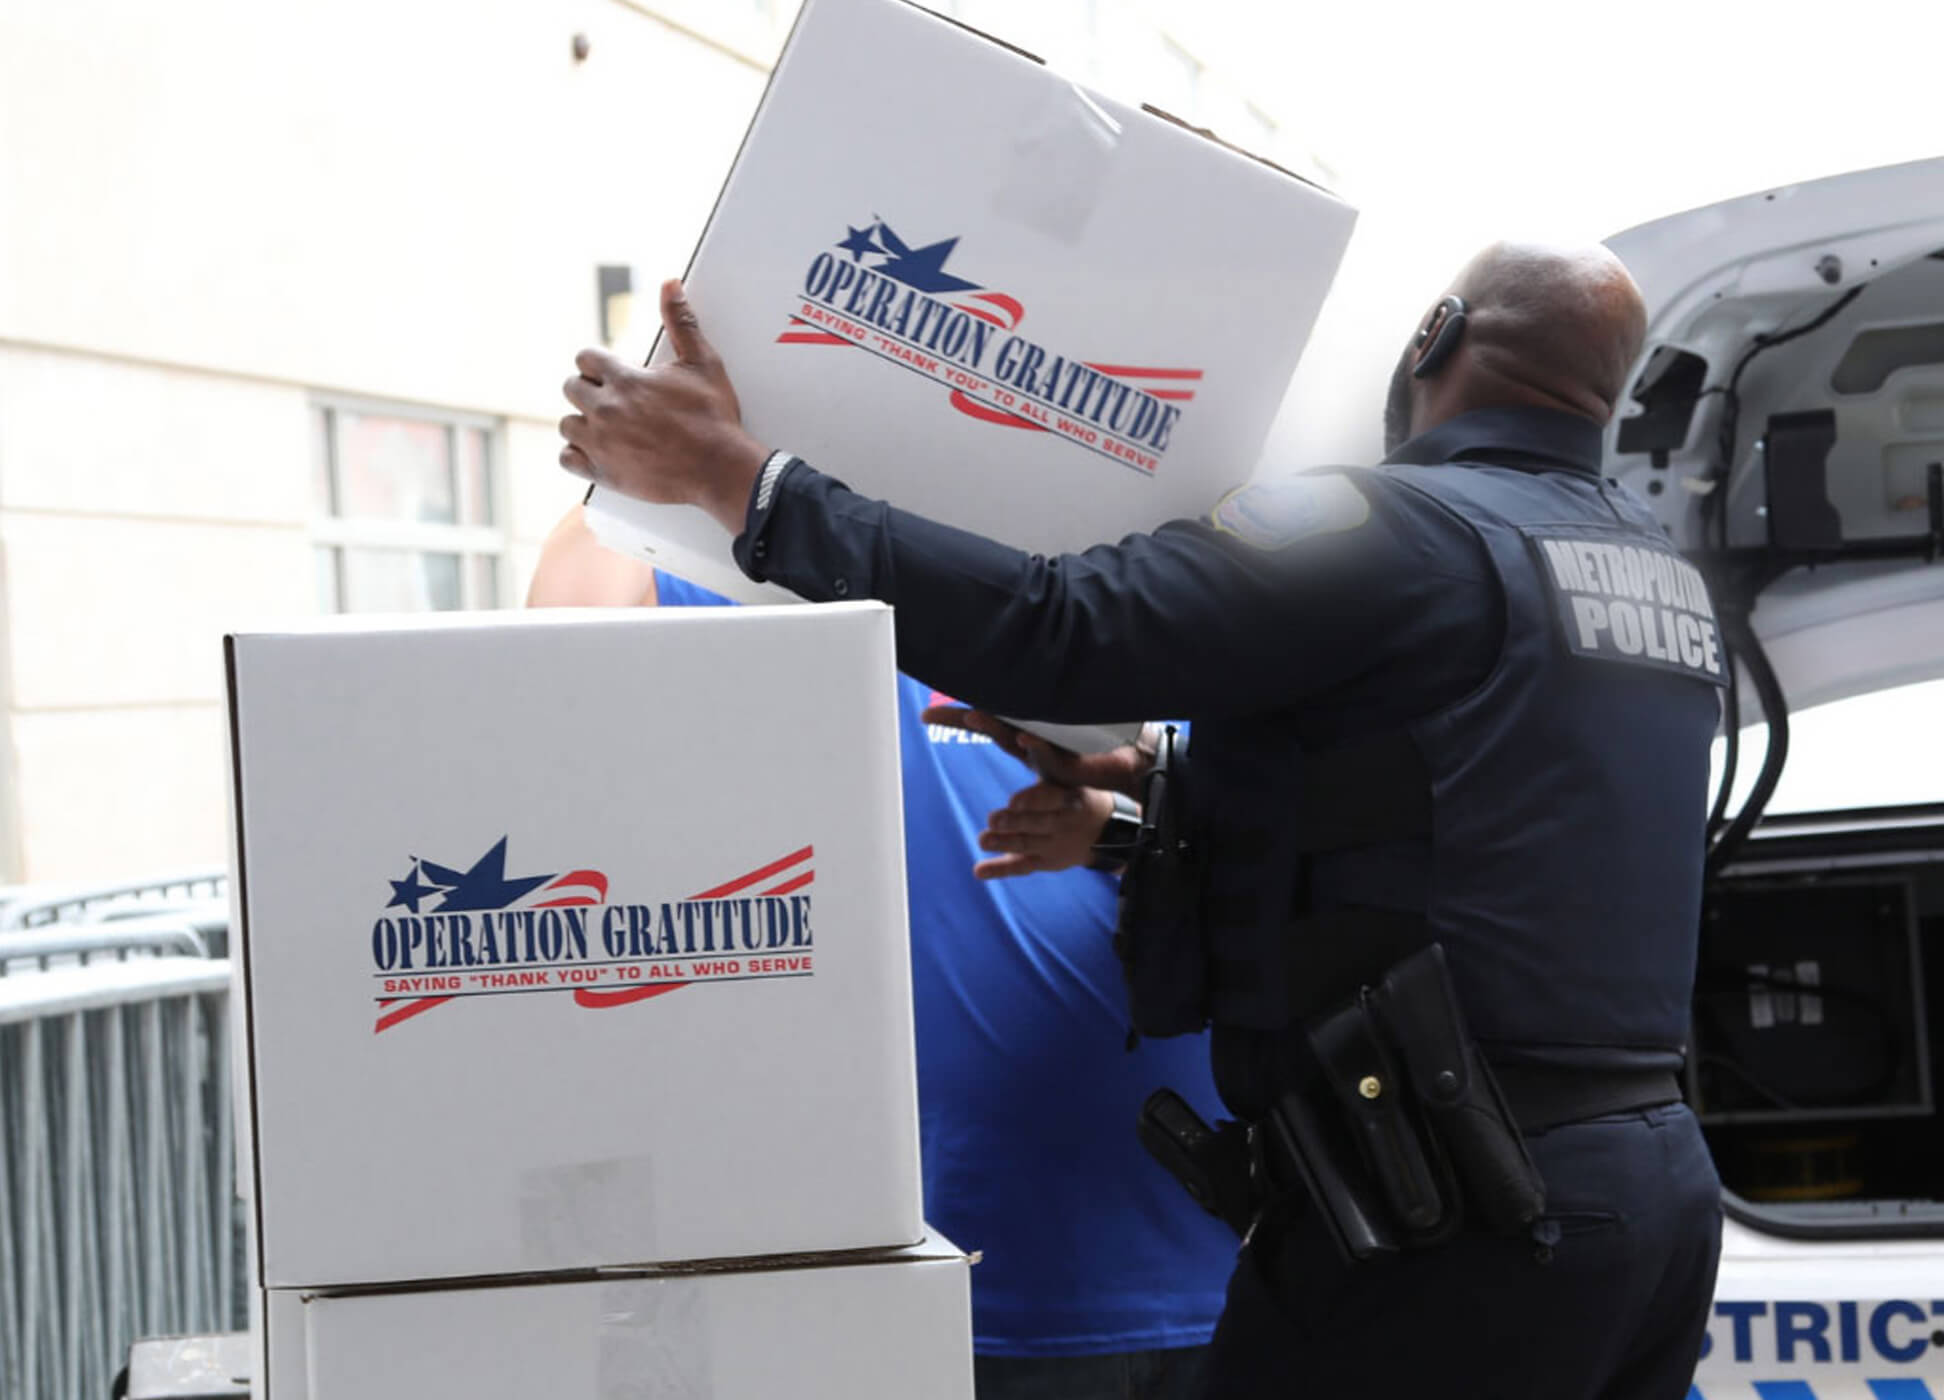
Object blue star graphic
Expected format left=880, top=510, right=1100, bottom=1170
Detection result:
left=419, top=836, right=556, bottom=913
left=386, top=861, right=440, bottom=914
left=836, top=224, right=881, bottom=262
left=872, top=233, right=980, bottom=294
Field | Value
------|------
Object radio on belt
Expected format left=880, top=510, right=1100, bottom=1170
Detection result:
left=585, top=0, right=1357, bottom=752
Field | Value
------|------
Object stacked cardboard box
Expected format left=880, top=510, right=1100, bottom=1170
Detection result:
left=585, top=0, right=1356, bottom=752
left=226, top=603, right=966, bottom=1398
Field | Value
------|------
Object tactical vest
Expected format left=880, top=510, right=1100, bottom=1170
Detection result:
left=1192, top=462, right=1725, bottom=1090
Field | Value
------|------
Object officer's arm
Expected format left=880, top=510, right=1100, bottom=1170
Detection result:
left=734, top=459, right=1483, bottom=722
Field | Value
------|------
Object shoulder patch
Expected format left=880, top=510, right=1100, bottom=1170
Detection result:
left=1210, top=472, right=1370, bottom=550
left=1522, top=525, right=1729, bottom=688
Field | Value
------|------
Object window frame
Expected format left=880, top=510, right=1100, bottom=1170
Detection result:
left=309, top=392, right=511, bottom=614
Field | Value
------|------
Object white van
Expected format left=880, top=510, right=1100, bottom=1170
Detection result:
left=1605, top=155, right=1944, bottom=1399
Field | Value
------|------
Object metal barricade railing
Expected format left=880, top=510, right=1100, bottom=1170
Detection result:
left=0, top=870, right=228, bottom=932
left=0, top=921, right=212, bottom=976
left=0, top=955, right=243, bottom=1400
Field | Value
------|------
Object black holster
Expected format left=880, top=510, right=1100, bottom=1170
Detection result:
left=1265, top=944, right=1545, bottom=1260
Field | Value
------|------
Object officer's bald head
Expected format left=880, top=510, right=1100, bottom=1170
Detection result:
left=1384, top=242, right=1648, bottom=452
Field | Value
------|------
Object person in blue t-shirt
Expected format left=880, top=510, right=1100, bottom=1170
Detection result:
left=530, top=507, right=1234, bottom=1399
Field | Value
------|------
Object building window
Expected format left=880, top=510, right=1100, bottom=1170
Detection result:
left=310, top=398, right=506, bottom=613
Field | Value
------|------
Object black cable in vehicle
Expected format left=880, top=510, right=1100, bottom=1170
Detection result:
left=1694, top=965, right=1905, bottom=1108
left=1706, top=599, right=1791, bottom=876
left=1707, top=654, right=1741, bottom=840
left=1691, top=288, right=1866, bottom=847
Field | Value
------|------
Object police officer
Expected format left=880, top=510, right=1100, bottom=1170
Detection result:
left=558, top=242, right=1726, bottom=1399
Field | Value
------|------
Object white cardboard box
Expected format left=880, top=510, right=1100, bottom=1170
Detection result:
left=227, top=603, right=921, bottom=1289
left=260, top=1291, right=310, bottom=1400
left=266, top=1236, right=971, bottom=1400
left=586, top=0, right=1356, bottom=605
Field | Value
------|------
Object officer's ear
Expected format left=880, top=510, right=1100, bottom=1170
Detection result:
left=1411, top=295, right=1469, bottom=380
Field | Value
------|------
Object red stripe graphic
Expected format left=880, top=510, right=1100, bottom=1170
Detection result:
left=777, top=316, right=851, bottom=346
left=948, top=293, right=1025, bottom=331
left=1086, top=364, right=1204, bottom=380
left=573, top=982, right=688, bottom=1009
left=776, top=300, right=1199, bottom=450
left=577, top=846, right=816, bottom=1012
left=687, top=845, right=814, bottom=900
left=948, top=390, right=1045, bottom=431
left=374, top=996, right=454, bottom=1033
left=968, top=292, right=1025, bottom=326
left=533, top=868, right=609, bottom=907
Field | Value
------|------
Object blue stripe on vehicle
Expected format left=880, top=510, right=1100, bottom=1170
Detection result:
left=1691, top=1375, right=1940, bottom=1398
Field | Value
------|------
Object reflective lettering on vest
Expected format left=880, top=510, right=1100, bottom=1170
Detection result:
left=1527, top=527, right=1728, bottom=688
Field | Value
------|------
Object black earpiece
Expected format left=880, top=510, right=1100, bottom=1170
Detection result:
left=1412, top=295, right=1469, bottom=379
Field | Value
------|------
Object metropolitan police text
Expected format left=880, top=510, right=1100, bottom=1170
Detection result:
left=1538, top=536, right=1723, bottom=679
left=370, top=894, right=814, bottom=972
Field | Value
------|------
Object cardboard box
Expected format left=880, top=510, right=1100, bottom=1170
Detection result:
left=586, top=0, right=1356, bottom=606
left=227, top=603, right=922, bottom=1289
left=260, top=1291, right=310, bottom=1400
left=265, top=1236, right=971, bottom=1400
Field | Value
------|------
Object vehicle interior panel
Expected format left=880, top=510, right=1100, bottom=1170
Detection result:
left=1702, top=808, right=1944, bottom=1235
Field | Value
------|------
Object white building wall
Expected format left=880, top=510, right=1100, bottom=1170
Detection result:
left=0, top=0, right=1317, bottom=883
left=0, top=350, right=315, bottom=879
left=0, top=0, right=767, bottom=881
left=0, top=0, right=762, bottom=417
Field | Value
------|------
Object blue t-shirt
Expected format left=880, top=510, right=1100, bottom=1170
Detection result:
left=654, top=572, right=1233, bottom=1356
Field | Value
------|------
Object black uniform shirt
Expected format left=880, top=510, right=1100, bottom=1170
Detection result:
left=733, top=407, right=1608, bottom=740
left=733, top=407, right=1719, bottom=1115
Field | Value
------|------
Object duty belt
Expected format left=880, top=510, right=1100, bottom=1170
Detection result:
left=1140, top=944, right=1689, bottom=1263
left=1489, top=1062, right=1683, bottom=1136
left=1137, top=1061, right=1686, bottom=1257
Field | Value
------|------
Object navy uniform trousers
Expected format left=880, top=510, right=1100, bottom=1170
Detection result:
left=1202, top=1104, right=1723, bottom=1399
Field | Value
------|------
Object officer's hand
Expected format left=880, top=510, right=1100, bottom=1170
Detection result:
left=559, top=280, right=769, bottom=533
left=921, top=706, right=1152, bottom=797
left=974, top=781, right=1118, bottom=881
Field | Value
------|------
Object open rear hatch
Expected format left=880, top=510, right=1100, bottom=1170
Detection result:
left=1603, top=156, right=1944, bottom=1236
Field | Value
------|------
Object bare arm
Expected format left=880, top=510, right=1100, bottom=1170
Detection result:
left=525, top=505, right=660, bottom=609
